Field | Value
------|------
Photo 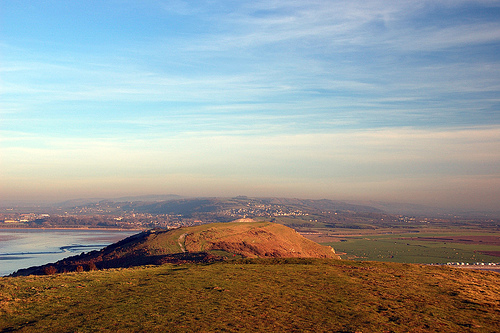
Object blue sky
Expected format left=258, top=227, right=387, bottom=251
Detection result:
left=1, top=1, right=499, bottom=211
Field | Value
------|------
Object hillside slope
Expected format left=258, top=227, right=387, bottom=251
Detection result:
left=11, top=222, right=339, bottom=276
left=122, top=197, right=383, bottom=215
left=181, top=221, right=338, bottom=258
left=1, top=259, right=499, bottom=332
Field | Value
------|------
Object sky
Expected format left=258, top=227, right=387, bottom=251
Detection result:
left=1, top=1, right=500, bottom=212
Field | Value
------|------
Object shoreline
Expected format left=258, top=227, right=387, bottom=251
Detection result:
left=0, top=226, right=145, bottom=231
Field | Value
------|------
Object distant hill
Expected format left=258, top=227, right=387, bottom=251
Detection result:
left=10, top=222, right=339, bottom=276
left=125, top=198, right=223, bottom=215
left=113, top=194, right=183, bottom=203
left=54, top=194, right=183, bottom=208
left=5, top=195, right=499, bottom=218
left=347, top=200, right=449, bottom=216
left=122, top=197, right=383, bottom=215
left=284, top=198, right=385, bottom=213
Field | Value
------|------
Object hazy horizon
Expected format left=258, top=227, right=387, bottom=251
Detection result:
left=1, top=1, right=499, bottom=212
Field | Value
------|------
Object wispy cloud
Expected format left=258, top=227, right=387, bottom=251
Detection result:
left=2, top=1, right=499, bottom=209
left=172, top=1, right=500, bottom=52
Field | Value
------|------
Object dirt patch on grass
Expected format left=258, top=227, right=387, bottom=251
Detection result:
left=401, top=235, right=500, bottom=246
left=479, top=251, right=500, bottom=257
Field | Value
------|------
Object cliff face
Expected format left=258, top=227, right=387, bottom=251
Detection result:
left=10, top=222, right=339, bottom=276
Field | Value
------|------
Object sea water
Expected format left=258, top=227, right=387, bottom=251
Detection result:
left=0, top=228, right=138, bottom=276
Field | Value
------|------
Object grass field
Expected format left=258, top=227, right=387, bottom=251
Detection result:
left=1, top=258, right=500, bottom=332
left=313, top=229, right=500, bottom=264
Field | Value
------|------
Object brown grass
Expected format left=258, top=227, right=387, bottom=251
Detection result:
left=1, top=259, right=499, bottom=332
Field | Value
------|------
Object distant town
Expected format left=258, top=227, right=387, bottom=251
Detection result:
left=1, top=196, right=498, bottom=230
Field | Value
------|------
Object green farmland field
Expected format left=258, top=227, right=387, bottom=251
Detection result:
left=324, top=231, right=500, bottom=264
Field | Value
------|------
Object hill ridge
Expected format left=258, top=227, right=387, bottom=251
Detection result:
left=10, top=222, right=339, bottom=276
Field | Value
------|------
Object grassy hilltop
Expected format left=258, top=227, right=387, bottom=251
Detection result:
left=11, top=221, right=339, bottom=276
left=1, top=259, right=499, bottom=332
